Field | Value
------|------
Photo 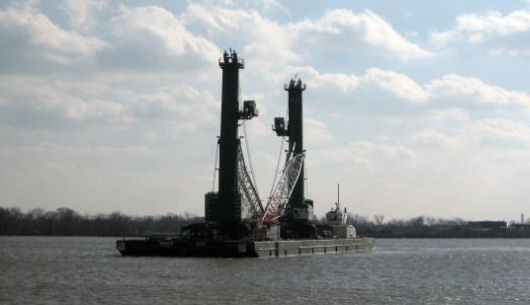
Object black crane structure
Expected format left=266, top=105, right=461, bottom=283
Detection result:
left=274, top=79, right=314, bottom=223
left=204, top=50, right=258, bottom=236
left=205, top=49, right=312, bottom=237
left=115, top=49, right=375, bottom=256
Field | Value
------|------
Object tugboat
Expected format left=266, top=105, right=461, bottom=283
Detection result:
left=116, top=50, right=373, bottom=257
left=325, top=184, right=357, bottom=239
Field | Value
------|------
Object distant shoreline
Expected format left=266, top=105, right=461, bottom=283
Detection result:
left=2, top=206, right=529, bottom=238
left=1, top=234, right=529, bottom=239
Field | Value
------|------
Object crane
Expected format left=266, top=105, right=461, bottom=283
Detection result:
left=236, top=130, right=304, bottom=227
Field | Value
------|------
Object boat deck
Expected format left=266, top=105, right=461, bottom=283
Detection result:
left=117, top=237, right=374, bottom=258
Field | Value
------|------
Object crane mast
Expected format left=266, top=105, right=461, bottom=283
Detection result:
left=273, top=79, right=313, bottom=223
left=205, top=50, right=258, bottom=230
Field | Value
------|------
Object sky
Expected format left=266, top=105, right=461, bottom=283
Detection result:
left=1, top=0, right=530, bottom=222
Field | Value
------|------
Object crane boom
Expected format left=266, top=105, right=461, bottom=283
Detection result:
left=236, top=141, right=305, bottom=226
left=261, top=152, right=305, bottom=224
left=237, top=146, right=264, bottom=220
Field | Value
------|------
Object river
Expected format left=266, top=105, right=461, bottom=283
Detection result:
left=0, top=237, right=528, bottom=304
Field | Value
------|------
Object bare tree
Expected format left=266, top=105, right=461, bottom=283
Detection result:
left=373, top=214, right=384, bottom=225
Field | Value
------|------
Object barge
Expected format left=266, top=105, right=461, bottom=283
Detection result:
left=117, top=50, right=373, bottom=257
left=117, top=237, right=373, bottom=258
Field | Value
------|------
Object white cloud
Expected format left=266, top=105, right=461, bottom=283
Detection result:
left=63, top=0, right=107, bottom=31
left=288, top=66, right=427, bottom=103
left=155, top=85, right=220, bottom=136
left=0, top=2, right=106, bottom=65
left=286, top=66, right=360, bottom=93
left=0, top=75, right=219, bottom=136
left=2, top=1, right=530, bottom=220
left=0, top=123, right=53, bottom=139
left=230, top=0, right=287, bottom=11
left=290, top=9, right=431, bottom=61
left=101, top=5, right=220, bottom=70
left=181, top=4, right=295, bottom=67
left=426, top=108, right=471, bottom=122
left=182, top=5, right=430, bottom=66
left=384, top=108, right=470, bottom=125
left=254, top=0, right=286, bottom=11
left=431, top=9, right=530, bottom=55
left=427, top=74, right=530, bottom=107
left=305, top=118, right=333, bottom=143
left=323, top=141, right=416, bottom=166
left=361, top=68, right=428, bottom=103
left=472, top=118, right=530, bottom=144
left=131, top=85, right=218, bottom=118
left=0, top=143, right=162, bottom=158
left=410, top=130, right=460, bottom=149
left=0, top=76, right=127, bottom=122
left=192, top=0, right=286, bottom=11
left=489, top=48, right=530, bottom=56
left=292, top=67, right=530, bottom=107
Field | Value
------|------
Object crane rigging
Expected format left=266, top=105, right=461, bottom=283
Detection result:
left=231, top=79, right=309, bottom=228
left=233, top=119, right=305, bottom=227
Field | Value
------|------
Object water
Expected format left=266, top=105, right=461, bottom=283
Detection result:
left=1, top=237, right=529, bottom=305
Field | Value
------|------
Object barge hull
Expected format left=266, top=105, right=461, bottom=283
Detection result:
left=117, top=238, right=374, bottom=258
left=253, top=238, right=373, bottom=258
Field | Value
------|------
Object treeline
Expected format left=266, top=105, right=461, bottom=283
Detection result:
left=345, top=214, right=529, bottom=238
left=346, top=214, right=468, bottom=234
left=0, top=207, right=202, bottom=236
left=2, top=206, right=526, bottom=237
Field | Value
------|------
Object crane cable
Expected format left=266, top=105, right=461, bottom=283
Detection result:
left=268, top=136, right=286, bottom=202
left=211, top=142, right=219, bottom=192
left=268, top=107, right=289, bottom=202
left=241, top=121, right=260, bottom=198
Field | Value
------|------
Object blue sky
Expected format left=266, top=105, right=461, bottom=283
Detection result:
left=1, top=0, right=530, bottom=222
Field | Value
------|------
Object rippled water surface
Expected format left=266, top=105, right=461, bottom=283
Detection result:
left=1, top=237, right=529, bottom=304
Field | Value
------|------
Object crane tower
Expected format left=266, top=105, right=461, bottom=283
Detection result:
left=274, top=79, right=313, bottom=223
left=205, top=50, right=258, bottom=227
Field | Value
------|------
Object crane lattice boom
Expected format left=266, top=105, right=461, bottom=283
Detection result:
left=237, top=146, right=263, bottom=221
left=237, top=144, right=304, bottom=226
left=261, top=152, right=305, bottom=225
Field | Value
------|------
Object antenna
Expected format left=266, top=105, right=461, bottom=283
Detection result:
left=336, top=183, right=340, bottom=210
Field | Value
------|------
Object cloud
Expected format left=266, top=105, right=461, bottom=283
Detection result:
left=305, top=118, right=333, bottom=143
left=431, top=9, right=530, bottom=55
left=0, top=143, right=162, bottom=158
left=410, top=130, right=460, bottom=149
left=472, top=118, right=530, bottom=145
left=63, top=0, right=107, bottom=31
left=1, top=1, right=529, bottom=220
left=191, top=0, right=286, bottom=11
left=0, top=75, right=219, bottom=137
left=290, top=9, right=431, bottom=61
left=181, top=3, right=295, bottom=67
left=287, top=66, right=427, bottom=104
left=0, top=76, right=127, bottom=124
left=361, top=68, right=428, bottom=103
left=425, top=108, right=471, bottom=122
left=323, top=141, right=416, bottom=166
left=224, top=0, right=287, bottom=11
left=290, top=65, right=530, bottom=108
left=150, top=85, right=220, bottom=136
left=0, top=2, right=106, bottom=68
left=100, top=5, right=220, bottom=71
left=286, top=66, right=360, bottom=93
left=182, top=5, right=430, bottom=66
left=385, top=108, right=470, bottom=125
left=426, top=74, right=530, bottom=107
